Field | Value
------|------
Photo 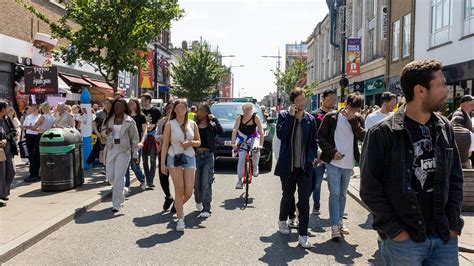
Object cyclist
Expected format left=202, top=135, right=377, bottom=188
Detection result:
left=231, top=102, right=264, bottom=189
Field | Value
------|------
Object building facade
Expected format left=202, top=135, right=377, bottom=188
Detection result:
left=414, top=0, right=474, bottom=111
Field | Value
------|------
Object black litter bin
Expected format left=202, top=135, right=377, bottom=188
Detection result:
left=40, top=128, right=84, bottom=191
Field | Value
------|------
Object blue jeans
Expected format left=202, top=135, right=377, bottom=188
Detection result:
left=326, top=163, right=352, bottom=226
left=312, top=164, right=326, bottom=211
left=125, top=150, right=145, bottom=188
left=381, top=235, right=459, bottom=266
left=194, top=152, right=215, bottom=213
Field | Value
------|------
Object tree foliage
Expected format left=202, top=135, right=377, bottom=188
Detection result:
left=171, top=42, right=226, bottom=103
left=275, top=59, right=317, bottom=97
left=17, top=0, right=183, bottom=92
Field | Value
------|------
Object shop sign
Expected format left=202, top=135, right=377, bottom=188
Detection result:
left=24, top=66, right=58, bottom=94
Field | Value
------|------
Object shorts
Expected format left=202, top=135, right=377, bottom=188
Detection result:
left=167, top=154, right=196, bottom=169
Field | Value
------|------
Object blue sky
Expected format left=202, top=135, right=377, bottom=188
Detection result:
left=172, top=0, right=328, bottom=101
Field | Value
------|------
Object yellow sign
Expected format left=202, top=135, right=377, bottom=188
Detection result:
left=338, top=102, right=345, bottom=110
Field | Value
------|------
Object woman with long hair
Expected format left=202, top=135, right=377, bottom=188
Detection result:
left=101, top=99, right=139, bottom=212
left=160, top=99, right=201, bottom=231
left=193, top=104, right=223, bottom=217
left=155, top=100, right=175, bottom=211
left=125, top=98, right=147, bottom=192
left=20, top=102, right=55, bottom=182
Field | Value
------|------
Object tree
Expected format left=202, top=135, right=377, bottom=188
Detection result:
left=275, top=59, right=317, bottom=98
left=17, top=0, right=183, bottom=92
left=171, top=42, right=226, bottom=103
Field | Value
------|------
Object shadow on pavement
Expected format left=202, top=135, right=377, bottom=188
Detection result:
left=74, top=207, right=124, bottom=224
left=133, top=211, right=174, bottom=227
left=368, top=245, right=384, bottom=265
left=311, top=238, right=363, bottom=265
left=136, top=231, right=183, bottom=248
left=220, top=194, right=255, bottom=210
left=310, top=215, right=331, bottom=233
left=359, top=213, right=373, bottom=230
left=259, top=232, right=309, bottom=264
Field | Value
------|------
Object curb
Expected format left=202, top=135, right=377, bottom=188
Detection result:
left=347, top=179, right=474, bottom=254
left=0, top=177, right=139, bottom=264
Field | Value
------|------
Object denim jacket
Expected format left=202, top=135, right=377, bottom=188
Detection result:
left=274, top=111, right=318, bottom=177
left=360, top=108, right=464, bottom=243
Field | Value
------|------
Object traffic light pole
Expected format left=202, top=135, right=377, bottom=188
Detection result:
left=339, top=0, right=348, bottom=103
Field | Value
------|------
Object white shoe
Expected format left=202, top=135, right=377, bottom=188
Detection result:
left=176, top=219, right=185, bottom=232
left=124, top=187, right=130, bottom=196
left=198, top=212, right=211, bottom=218
left=331, top=225, right=342, bottom=240
left=140, top=182, right=146, bottom=190
left=298, top=235, right=313, bottom=249
left=278, top=220, right=290, bottom=235
left=289, top=218, right=299, bottom=228
left=339, top=223, right=350, bottom=235
left=235, top=179, right=243, bottom=189
left=196, top=203, right=203, bottom=211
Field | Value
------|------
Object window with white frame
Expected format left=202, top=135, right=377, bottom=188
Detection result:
left=430, top=0, right=451, bottom=47
left=464, top=0, right=474, bottom=36
left=392, top=20, right=400, bottom=61
left=355, top=0, right=363, bottom=30
left=402, top=14, right=411, bottom=57
left=368, top=29, right=375, bottom=60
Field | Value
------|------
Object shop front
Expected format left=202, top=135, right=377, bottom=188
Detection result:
left=364, top=75, right=385, bottom=107
left=443, top=59, right=474, bottom=113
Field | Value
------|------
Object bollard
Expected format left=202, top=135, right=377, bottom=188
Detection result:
left=80, top=88, right=92, bottom=170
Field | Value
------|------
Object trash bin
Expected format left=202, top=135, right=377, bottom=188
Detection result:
left=40, top=128, right=84, bottom=191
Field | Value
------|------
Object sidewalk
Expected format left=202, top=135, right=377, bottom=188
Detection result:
left=348, top=168, right=474, bottom=258
left=0, top=157, right=138, bottom=263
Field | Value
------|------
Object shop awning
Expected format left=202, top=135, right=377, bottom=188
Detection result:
left=58, top=76, right=71, bottom=94
left=60, top=73, right=91, bottom=86
left=83, top=77, right=113, bottom=91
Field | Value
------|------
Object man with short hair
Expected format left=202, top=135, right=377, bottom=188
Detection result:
left=319, top=92, right=365, bottom=241
left=450, top=94, right=474, bottom=132
left=360, top=60, right=463, bottom=265
left=365, top=92, right=398, bottom=129
left=275, top=87, right=318, bottom=249
left=140, top=93, right=162, bottom=188
left=311, top=89, right=336, bottom=215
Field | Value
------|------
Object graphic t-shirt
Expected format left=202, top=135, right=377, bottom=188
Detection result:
left=142, top=107, right=162, bottom=135
left=312, top=108, right=328, bottom=139
left=405, top=115, right=437, bottom=236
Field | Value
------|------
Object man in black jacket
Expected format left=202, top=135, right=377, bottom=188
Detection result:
left=360, top=59, right=464, bottom=265
left=318, top=92, right=365, bottom=241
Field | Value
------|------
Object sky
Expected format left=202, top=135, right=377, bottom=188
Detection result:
left=171, top=0, right=329, bottom=101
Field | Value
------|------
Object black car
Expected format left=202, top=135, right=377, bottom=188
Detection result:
left=210, top=101, right=274, bottom=170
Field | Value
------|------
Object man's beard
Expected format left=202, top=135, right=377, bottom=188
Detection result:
left=422, top=97, right=447, bottom=113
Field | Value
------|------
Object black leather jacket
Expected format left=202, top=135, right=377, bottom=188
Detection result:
left=360, top=108, right=464, bottom=243
left=197, top=118, right=224, bottom=153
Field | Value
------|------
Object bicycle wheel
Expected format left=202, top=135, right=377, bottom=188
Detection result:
left=245, top=160, right=250, bottom=206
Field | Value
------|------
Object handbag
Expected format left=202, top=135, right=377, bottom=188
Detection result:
left=173, top=121, right=189, bottom=167
left=18, top=130, right=29, bottom=158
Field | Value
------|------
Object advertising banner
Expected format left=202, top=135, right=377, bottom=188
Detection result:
left=139, top=50, right=154, bottom=89
left=24, top=66, right=59, bottom=94
left=346, top=38, right=361, bottom=76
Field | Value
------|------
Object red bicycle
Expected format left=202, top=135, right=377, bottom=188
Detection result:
left=239, top=139, right=262, bottom=206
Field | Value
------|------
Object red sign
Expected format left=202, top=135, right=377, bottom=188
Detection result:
left=224, top=83, right=231, bottom=97
left=346, top=38, right=361, bottom=76
left=139, top=50, right=154, bottom=89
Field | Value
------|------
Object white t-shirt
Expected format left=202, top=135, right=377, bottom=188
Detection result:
left=23, top=114, right=40, bottom=135
left=365, top=110, right=392, bottom=129
left=330, top=113, right=355, bottom=170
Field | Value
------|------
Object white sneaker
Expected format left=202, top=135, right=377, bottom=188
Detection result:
left=298, top=235, right=313, bottom=249
left=339, top=223, right=350, bottom=235
left=278, top=220, right=290, bottom=235
left=235, top=179, right=243, bottom=189
left=124, top=187, right=130, bottom=196
left=331, top=225, right=342, bottom=240
left=176, top=218, right=185, bottom=232
left=289, top=218, right=299, bottom=228
left=196, top=203, right=203, bottom=211
left=140, top=182, right=146, bottom=190
left=198, top=212, right=211, bottom=218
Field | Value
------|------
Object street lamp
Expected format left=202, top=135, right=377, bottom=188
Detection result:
left=229, top=64, right=245, bottom=98
left=262, top=50, right=282, bottom=111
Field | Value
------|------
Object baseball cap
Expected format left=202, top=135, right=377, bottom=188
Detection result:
left=460, top=95, right=473, bottom=103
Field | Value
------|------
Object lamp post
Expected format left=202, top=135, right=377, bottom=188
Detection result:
left=262, top=50, right=282, bottom=111
left=229, top=64, right=244, bottom=98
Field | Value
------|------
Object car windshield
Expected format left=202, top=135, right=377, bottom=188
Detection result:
left=211, top=104, right=264, bottom=123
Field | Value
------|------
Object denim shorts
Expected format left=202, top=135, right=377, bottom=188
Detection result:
left=167, top=154, right=196, bottom=169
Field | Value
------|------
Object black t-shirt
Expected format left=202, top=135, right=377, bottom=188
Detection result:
left=132, top=114, right=147, bottom=139
left=405, top=114, right=437, bottom=236
left=142, top=107, right=162, bottom=134
left=94, top=110, right=108, bottom=130
left=312, top=108, right=328, bottom=139
left=199, top=126, right=210, bottom=149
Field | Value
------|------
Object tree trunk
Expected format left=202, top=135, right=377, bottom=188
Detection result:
left=112, top=71, right=119, bottom=94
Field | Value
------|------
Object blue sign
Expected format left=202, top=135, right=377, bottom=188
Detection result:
left=159, top=85, right=169, bottom=93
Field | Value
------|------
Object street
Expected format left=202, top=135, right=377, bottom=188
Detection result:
left=6, top=159, right=382, bottom=265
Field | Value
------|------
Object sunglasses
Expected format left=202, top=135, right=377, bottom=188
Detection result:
left=420, top=126, right=433, bottom=152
